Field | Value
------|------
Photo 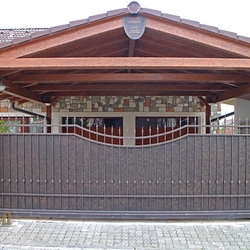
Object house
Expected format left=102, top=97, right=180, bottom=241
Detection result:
left=1, top=2, right=250, bottom=219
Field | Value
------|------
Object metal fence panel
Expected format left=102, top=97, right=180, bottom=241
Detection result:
left=1, top=133, right=250, bottom=218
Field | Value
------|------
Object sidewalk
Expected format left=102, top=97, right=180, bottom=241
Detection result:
left=1, top=219, right=250, bottom=249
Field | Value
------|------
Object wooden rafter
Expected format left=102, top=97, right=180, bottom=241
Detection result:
left=140, top=33, right=235, bottom=58
left=0, top=17, right=123, bottom=58
left=30, top=83, right=231, bottom=92
left=8, top=73, right=250, bottom=83
left=43, top=91, right=213, bottom=97
left=211, top=82, right=250, bottom=103
left=128, top=39, right=136, bottom=57
left=2, top=80, right=49, bottom=104
left=127, top=39, right=136, bottom=73
left=1, top=58, right=250, bottom=70
left=146, top=18, right=250, bottom=57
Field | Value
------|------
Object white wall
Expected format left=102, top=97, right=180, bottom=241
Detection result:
left=234, top=98, right=250, bottom=125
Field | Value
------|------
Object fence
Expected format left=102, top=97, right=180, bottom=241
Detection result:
left=0, top=115, right=249, bottom=146
left=1, top=117, right=250, bottom=218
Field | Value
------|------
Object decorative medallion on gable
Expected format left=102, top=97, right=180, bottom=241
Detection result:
left=123, top=2, right=146, bottom=40
left=123, top=15, right=146, bottom=40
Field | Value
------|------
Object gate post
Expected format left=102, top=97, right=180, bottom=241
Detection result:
left=46, top=104, right=52, bottom=133
left=123, top=114, right=135, bottom=145
left=198, top=97, right=211, bottom=133
left=205, top=103, right=211, bottom=133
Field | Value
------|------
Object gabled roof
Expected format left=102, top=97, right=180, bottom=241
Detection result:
left=1, top=7, right=250, bottom=48
left=0, top=2, right=250, bottom=105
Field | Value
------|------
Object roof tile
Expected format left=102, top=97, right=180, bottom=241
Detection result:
left=31, top=29, right=50, bottom=39
left=142, top=8, right=161, bottom=17
left=107, top=8, right=127, bottom=16
left=88, top=13, right=107, bottom=22
left=0, top=5, right=249, bottom=49
left=161, top=13, right=181, bottom=22
left=50, top=24, right=69, bottom=33
left=0, top=41, right=12, bottom=49
left=238, top=35, right=250, bottom=44
left=12, top=35, right=31, bottom=45
left=0, top=28, right=48, bottom=44
left=181, top=19, right=200, bottom=28
left=200, top=24, right=219, bottom=33
left=69, top=19, right=88, bottom=28
left=219, top=30, right=238, bottom=39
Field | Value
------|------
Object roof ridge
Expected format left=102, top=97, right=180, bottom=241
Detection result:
left=141, top=7, right=250, bottom=44
left=0, top=5, right=250, bottom=48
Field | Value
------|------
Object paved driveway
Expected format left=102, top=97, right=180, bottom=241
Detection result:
left=0, top=219, right=250, bottom=249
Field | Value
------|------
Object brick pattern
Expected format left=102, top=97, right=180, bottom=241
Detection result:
left=52, top=96, right=207, bottom=113
left=1, top=220, right=250, bottom=249
left=0, top=96, right=221, bottom=117
left=0, top=28, right=48, bottom=43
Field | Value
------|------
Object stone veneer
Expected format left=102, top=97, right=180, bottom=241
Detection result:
left=0, top=96, right=221, bottom=117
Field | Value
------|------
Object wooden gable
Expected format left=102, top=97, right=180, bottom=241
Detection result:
left=0, top=3, right=250, bottom=105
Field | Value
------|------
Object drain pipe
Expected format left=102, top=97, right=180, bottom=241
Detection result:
left=210, top=111, right=234, bottom=122
left=11, top=102, right=47, bottom=120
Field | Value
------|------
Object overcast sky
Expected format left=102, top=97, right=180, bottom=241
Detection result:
left=1, top=0, right=250, bottom=38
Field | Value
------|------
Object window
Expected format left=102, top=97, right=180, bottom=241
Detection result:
left=62, top=117, right=123, bottom=128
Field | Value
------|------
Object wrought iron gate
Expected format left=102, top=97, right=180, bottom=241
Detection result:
left=1, top=130, right=250, bottom=219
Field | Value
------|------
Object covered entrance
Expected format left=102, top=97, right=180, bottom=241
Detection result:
left=1, top=2, right=250, bottom=219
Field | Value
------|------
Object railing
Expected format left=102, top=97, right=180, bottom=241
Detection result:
left=1, top=116, right=250, bottom=146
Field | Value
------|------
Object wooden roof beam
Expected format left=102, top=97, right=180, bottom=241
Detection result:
left=8, top=73, right=250, bottom=83
left=31, top=83, right=231, bottom=92
left=2, top=80, right=50, bottom=104
left=1, top=57, right=250, bottom=70
left=43, top=90, right=213, bottom=97
left=146, top=18, right=250, bottom=57
left=0, top=17, right=123, bottom=58
left=211, top=82, right=250, bottom=103
left=127, top=39, right=136, bottom=73
left=128, top=39, right=136, bottom=57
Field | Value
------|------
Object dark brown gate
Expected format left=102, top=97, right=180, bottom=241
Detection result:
left=1, top=132, right=250, bottom=219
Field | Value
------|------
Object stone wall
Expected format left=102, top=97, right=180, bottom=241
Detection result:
left=0, top=96, right=221, bottom=117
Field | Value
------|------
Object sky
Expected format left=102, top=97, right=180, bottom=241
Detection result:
left=1, top=0, right=250, bottom=38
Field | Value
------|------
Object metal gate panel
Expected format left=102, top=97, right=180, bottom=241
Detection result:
left=224, top=136, right=232, bottom=210
left=1, top=134, right=250, bottom=218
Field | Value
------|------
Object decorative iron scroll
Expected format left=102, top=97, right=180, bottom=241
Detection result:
left=123, top=15, right=146, bottom=40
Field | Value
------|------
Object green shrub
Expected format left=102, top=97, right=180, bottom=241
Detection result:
left=0, top=120, right=9, bottom=133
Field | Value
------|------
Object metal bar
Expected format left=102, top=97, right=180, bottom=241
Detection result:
left=179, top=123, right=182, bottom=210
left=103, top=128, right=106, bottom=210
left=201, top=135, right=204, bottom=210
left=52, top=134, right=55, bottom=210
left=88, top=136, right=91, bottom=209
left=2, top=209, right=250, bottom=220
left=3, top=193, right=250, bottom=198
left=111, top=128, right=114, bottom=210
left=246, top=137, right=249, bottom=209
left=3, top=122, right=250, bottom=139
left=141, top=135, right=144, bottom=210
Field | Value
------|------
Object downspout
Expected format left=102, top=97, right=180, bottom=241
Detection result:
left=11, top=102, right=47, bottom=120
left=210, top=112, right=234, bottom=122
